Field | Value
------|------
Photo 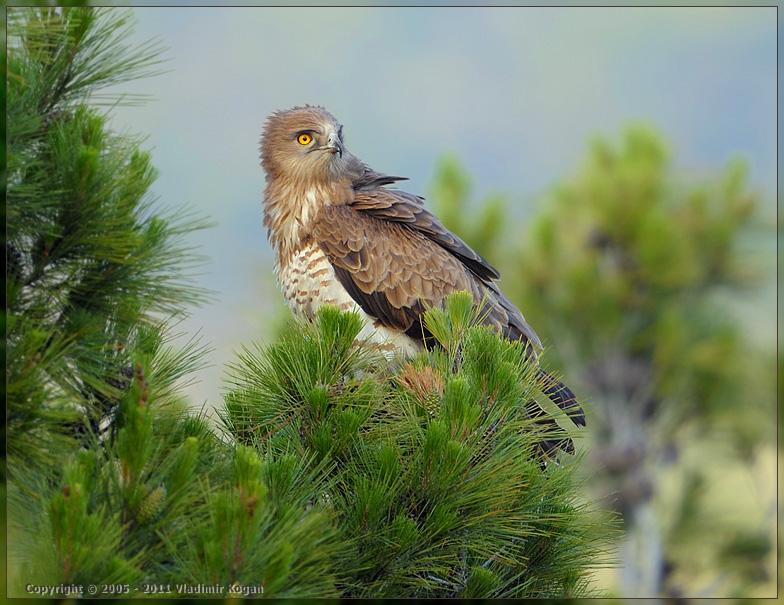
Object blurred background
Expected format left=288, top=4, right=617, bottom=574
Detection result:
left=97, top=5, right=775, bottom=598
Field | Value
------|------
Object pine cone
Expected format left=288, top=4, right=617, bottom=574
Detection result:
left=396, top=363, right=444, bottom=415
left=136, top=486, right=167, bottom=525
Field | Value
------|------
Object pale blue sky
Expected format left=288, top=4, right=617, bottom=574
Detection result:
left=104, top=6, right=776, bottom=409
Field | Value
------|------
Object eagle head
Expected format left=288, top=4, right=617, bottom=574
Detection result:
left=260, top=105, right=348, bottom=183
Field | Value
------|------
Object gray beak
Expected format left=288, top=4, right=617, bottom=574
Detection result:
left=326, top=132, right=343, bottom=157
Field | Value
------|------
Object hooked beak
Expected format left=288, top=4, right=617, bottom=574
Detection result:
left=324, top=132, right=343, bottom=158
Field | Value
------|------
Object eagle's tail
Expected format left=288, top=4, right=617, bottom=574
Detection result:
left=536, top=369, right=585, bottom=427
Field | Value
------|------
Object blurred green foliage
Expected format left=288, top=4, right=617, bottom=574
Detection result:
left=429, top=153, right=508, bottom=262
left=514, top=128, right=764, bottom=426
left=429, top=125, right=776, bottom=598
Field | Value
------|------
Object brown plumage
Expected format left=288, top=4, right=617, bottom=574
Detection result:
left=259, top=105, right=584, bottom=430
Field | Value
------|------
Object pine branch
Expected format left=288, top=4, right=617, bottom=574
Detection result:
left=221, top=300, right=616, bottom=598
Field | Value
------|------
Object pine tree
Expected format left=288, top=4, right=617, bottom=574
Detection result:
left=6, top=8, right=339, bottom=597
left=222, top=294, right=615, bottom=598
left=6, top=6, right=205, bottom=479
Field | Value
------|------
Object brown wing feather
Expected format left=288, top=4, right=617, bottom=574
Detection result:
left=350, top=189, right=501, bottom=282
left=313, top=204, right=478, bottom=334
left=348, top=189, right=540, bottom=347
left=312, top=201, right=541, bottom=351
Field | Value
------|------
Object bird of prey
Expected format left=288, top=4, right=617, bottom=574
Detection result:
left=259, top=105, right=584, bottom=436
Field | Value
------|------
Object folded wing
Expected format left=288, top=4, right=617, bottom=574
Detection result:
left=311, top=188, right=584, bottom=428
left=312, top=188, right=541, bottom=350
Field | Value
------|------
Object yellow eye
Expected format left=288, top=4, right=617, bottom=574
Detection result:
left=297, top=133, right=312, bottom=145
